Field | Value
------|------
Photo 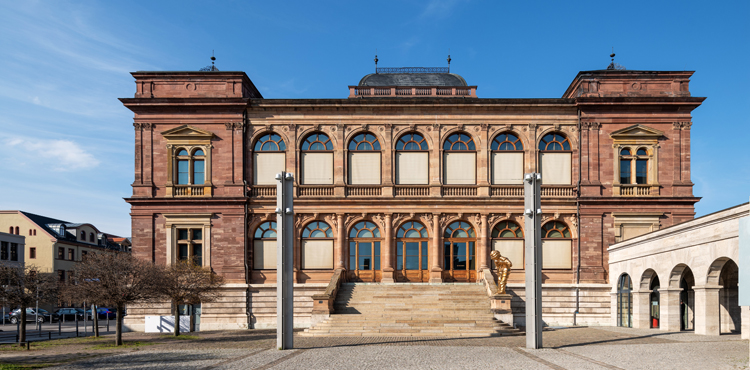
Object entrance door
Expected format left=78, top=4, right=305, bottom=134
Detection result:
left=395, top=221, right=429, bottom=282
left=347, top=221, right=382, bottom=282
left=650, top=277, right=660, bottom=328
left=442, top=221, right=477, bottom=282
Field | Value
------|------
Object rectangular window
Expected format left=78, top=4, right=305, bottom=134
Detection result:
left=176, top=228, right=204, bottom=266
left=620, top=159, right=631, bottom=184
left=193, top=160, right=205, bottom=185
left=58, top=247, right=64, bottom=260
left=395, top=152, right=428, bottom=185
left=177, top=159, right=189, bottom=184
left=10, top=243, right=18, bottom=261
left=68, top=248, right=75, bottom=261
left=540, top=153, right=572, bottom=185
left=492, top=152, right=524, bottom=184
left=29, top=247, right=36, bottom=259
left=374, top=242, right=381, bottom=271
left=58, top=270, right=65, bottom=282
left=348, top=152, right=381, bottom=185
left=492, top=239, right=524, bottom=270
left=301, top=152, right=333, bottom=185
left=635, top=159, right=648, bottom=184
left=0, top=241, right=7, bottom=260
left=444, top=152, right=476, bottom=185
left=301, top=240, right=333, bottom=269
left=542, top=240, right=572, bottom=269
left=253, top=153, right=285, bottom=185
left=81, top=250, right=88, bottom=260
left=254, top=240, right=277, bottom=269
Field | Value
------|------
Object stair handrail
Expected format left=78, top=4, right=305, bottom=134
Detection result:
left=482, top=269, right=499, bottom=298
left=311, top=268, right=344, bottom=315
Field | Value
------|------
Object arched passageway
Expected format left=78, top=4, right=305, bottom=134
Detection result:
left=708, top=258, right=741, bottom=334
left=617, top=273, right=633, bottom=327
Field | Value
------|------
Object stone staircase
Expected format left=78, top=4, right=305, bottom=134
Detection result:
left=301, top=283, right=520, bottom=337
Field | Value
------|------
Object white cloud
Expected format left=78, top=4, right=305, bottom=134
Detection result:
left=4, top=136, right=100, bottom=171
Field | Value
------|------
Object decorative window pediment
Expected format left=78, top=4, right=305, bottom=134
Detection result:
left=610, top=124, right=664, bottom=141
left=163, top=125, right=214, bottom=197
left=161, top=125, right=215, bottom=143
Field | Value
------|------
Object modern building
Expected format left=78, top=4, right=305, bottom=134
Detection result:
left=0, top=231, right=25, bottom=268
left=609, top=201, right=748, bottom=337
left=120, top=60, right=703, bottom=331
left=0, top=211, right=126, bottom=282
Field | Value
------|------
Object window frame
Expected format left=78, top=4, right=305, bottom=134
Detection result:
left=442, top=221, right=477, bottom=273
left=301, top=221, right=335, bottom=270
left=253, top=133, right=287, bottom=186
left=176, top=227, right=204, bottom=266
left=253, top=221, right=277, bottom=270
left=164, top=213, right=212, bottom=268
left=300, top=132, right=334, bottom=185
left=491, top=220, right=524, bottom=270
left=618, top=146, right=651, bottom=185
left=490, top=132, right=525, bottom=185
left=347, top=132, right=382, bottom=185
left=162, top=125, right=214, bottom=197
left=395, top=132, right=430, bottom=185
left=442, top=132, right=477, bottom=185
left=348, top=221, right=381, bottom=272
left=395, top=221, right=430, bottom=272
left=540, top=221, right=573, bottom=270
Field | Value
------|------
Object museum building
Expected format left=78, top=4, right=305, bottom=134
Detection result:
left=121, top=61, right=703, bottom=331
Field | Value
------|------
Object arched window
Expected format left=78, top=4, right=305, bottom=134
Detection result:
left=443, top=221, right=476, bottom=281
left=89, top=233, right=95, bottom=243
left=538, top=132, right=571, bottom=185
left=491, top=133, right=524, bottom=184
left=619, top=147, right=650, bottom=185
left=80, top=231, right=85, bottom=240
left=14, top=227, right=19, bottom=235
left=348, top=133, right=381, bottom=185
left=33, top=229, right=36, bottom=236
left=8, top=227, right=12, bottom=234
left=617, top=273, right=633, bottom=327
left=301, top=133, right=333, bottom=185
left=541, top=221, right=572, bottom=269
left=175, top=148, right=206, bottom=186
left=348, top=221, right=381, bottom=281
left=491, top=221, right=524, bottom=269
left=301, top=221, right=334, bottom=269
left=395, top=133, right=429, bottom=185
left=253, top=221, right=277, bottom=269
left=253, top=133, right=286, bottom=185
left=29, top=229, right=32, bottom=236
left=396, top=221, right=429, bottom=282
left=443, top=133, right=476, bottom=185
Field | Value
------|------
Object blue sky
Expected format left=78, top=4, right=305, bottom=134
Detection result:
left=1, top=1, right=748, bottom=236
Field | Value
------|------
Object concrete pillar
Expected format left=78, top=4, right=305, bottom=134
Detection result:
left=632, top=291, right=652, bottom=329
left=660, top=288, right=682, bottom=331
left=381, top=214, right=394, bottom=283
left=694, top=286, right=721, bottom=335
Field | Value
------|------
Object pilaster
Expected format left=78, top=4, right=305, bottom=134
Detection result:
left=694, top=285, right=721, bottom=335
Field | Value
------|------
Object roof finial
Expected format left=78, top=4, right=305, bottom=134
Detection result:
left=374, top=50, right=379, bottom=74
left=211, top=50, right=216, bottom=68
left=199, top=50, right=220, bottom=72
left=607, top=47, right=619, bottom=70
left=447, top=49, right=451, bottom=73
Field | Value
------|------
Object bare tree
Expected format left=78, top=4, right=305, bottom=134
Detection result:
left=0, top=265, right=58, bottom=344
left=158, top=261, right=224, bottom=336
left=63, top=252, right=162, bottom=346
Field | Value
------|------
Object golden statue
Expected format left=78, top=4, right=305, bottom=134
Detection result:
left=490, top=250, right=512, bottom=294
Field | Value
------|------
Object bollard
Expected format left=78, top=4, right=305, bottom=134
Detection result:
left=48, top=332, right=51, bottom=340
left=107, top=314, right=110, bottom=332
left=75, top=315, right=79, bottom=337
left=59, top=318, right=61, bottom=336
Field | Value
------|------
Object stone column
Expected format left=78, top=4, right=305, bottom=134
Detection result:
left=335, top=214, right=345, bottom=270
left=479, top=214, right=489, bottom=271
left=694, top=286, right=721, bottom=335
left=660, top=288, right=682, bottom=331
left=477, top=124, right=490, bottom=197
left=741, top=306, right=750, bottom=340
left=429, top=213, right=443, bottom=283
left=381, top=214, right=394, bottom=283
left=632, top=291, right=652, bottom=329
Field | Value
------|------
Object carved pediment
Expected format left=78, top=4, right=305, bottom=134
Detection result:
left=610, top=124, right=664, bottom=140
left=161, top=125, right=215, bottom=141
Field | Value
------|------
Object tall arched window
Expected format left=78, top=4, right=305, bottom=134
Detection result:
left=443, top=133, right=476, bottom=185
left=491, top=133, right=524, bottom=184
left=443, top=221, right=477, bottom=281
left=619, top=147, right=649, bottom=185
left=539, top=132, right=572, bottom=185
left=14, top=227, right=18, bottom=235
left=348, top=133, right=381, bottom=185
left=175, top=148, right=206, bottom=185
left=253, top=134, right=286, bottom=185
left=89, top=233, right=94, bottom=243
left=348, top=221, right=381, bottom=281
left=9, top=227, right=12, bottom=234
left=541, top=221, right=572, bottom=269
left=253, top=221, right=277, bottom=269
left=301, top=133, right=333, bottom=185
left=301, top=221, right=334, bottom=269
left=396, top=221, right=429, bottom=282
left=80, top=231, right=85, bottom=240
left=491, top=221, right=524, bottom=269
left=395, top=132, right=429, bottom=185
left=617, top=273, right=633, bottom=327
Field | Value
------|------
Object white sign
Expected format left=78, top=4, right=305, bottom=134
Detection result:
left=145, top=315, right=190, bottom=333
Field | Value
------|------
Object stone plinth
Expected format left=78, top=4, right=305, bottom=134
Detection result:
left=491, top=293, right=514, bottom=326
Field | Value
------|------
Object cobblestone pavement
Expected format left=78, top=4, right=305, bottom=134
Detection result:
left=32, top=327, right=749, bottom=369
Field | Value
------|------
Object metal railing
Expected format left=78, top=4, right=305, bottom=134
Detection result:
left=376, top=67, right=449, bottom=73
left=349, top=86, right=477, bottom=98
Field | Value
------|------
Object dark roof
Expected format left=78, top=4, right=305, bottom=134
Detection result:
left=358, top=73, right=468, bottom=87
left=19, top=211, right=123, bottom=251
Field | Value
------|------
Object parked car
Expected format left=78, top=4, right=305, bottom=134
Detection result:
left=9, top=308, right=59, bottom=324
left=55, top=308, right=84, bottom=321
left=85, top=307, right=116, bottom=320
left=2, top=312, right=9, bottom=324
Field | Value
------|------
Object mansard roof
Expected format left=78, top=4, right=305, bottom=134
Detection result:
left=358, top=72, right=467, bottom=87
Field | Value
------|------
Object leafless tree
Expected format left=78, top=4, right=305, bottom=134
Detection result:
left=63, top=252, right=162, bottom=346
left=157, top=261, right=224, bottom=336
left=0, top=265, right=58, bottom=344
